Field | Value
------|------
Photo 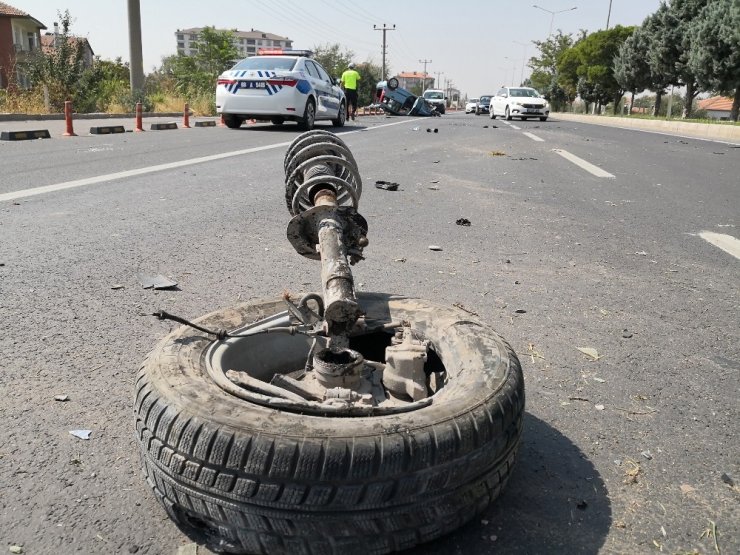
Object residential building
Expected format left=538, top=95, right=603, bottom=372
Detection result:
left=40, top=23, right=95, bottom=69
left=395, top=71, right=434, bottom=93
left=697, top=96, right=734, bottom=120
left=0, top=1, right=46, bottom=89
left=175, top=27, right=292, bottom=59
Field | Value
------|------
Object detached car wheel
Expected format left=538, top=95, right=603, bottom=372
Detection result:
left=135, top=293, right=524, bottom=555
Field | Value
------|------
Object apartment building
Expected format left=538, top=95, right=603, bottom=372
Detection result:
left=395, top=71, right=435, bottom=93
left=0, top=1, right=46, bottom=89
left=175, top=27, right=292, bottom=59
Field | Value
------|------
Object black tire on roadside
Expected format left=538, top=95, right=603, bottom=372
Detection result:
left=135, top=293, right=524, bottom=555
left=298, top=98, right=316, bottom=131
left=223, top=115, right=244, bottom=129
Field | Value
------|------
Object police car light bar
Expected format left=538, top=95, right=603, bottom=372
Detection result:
left=257, top=48, right=314, bottom=57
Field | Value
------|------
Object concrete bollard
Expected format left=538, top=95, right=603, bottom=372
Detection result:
left=135, top=102, right=144, bottom=132
left=62, top=100, right=77, bottom=137
left=183, top=103, right=191, bottom=128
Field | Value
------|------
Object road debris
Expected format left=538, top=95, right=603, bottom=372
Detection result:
left=576, top=500, right=588, bottom=510
left=394, top=258, right=406, bottom=263
left=69, top=430, right=92, bottom=440
left=577, top=347, right=601, bottom=361
left=514, top=309, right=526, bottom=314
left=428, top=245, right=442, bottom=251
left=54, top=394, right=69, bottom=402
left=428, top=186, right=439, bottom=190
left=490, top=150, right=506, bottom=157
left=641, top=450, right=653, bottom=460
left=111, top=284, right=124, bottom=290
left=375, top=180, right=399, bottom=191
left=412, top=126, right=420, bottom=131
left=593, top=377, right=606, bottom=383
left=622, top=329, right=633, bottom=338
left=700, top=520, right=720, bottom=554
left=623, top=459, right=641, bottom=484
left=595, top=404, right=605, bottom=411
left=634, top=251, right=648, bottom=256
left=9, top=546, right=23, bottom=554
left=430, top=179, right=439, bottom=183
left=452, top=302, right=479, bottom=316
left=455, top=218, right=471, bottom=226
left=721, top=472, right=735, bottom=487
left=137, top=273, right=178, bottom=290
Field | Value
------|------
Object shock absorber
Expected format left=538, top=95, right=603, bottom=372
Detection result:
left=284, top=131, right=369, bottom=349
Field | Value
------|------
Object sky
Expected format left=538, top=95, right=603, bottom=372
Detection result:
left=16, top=0, right=662, bottom=96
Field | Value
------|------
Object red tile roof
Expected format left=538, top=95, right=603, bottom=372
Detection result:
left=397, top=72, right=430, bottom=78
left=40, top=34, right=94, bottom=56
left=698, top=96, right=733, bottom=112
left=0, top=2, right=46, bottom=28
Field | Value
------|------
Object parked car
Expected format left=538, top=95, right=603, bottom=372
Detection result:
left=422, top=89, right=446, bottom=114
left=490, top=86, right=549, bottom=121
left=216, top=48, right=346, bottom=129
left=465, top=98, right=479, bottom=113
left=475, top=95, right=493, bottom=115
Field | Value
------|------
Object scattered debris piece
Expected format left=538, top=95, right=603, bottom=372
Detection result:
left=54, top=394, right=69, bottom=402
left=428, top=245, right=442, bottom=251
left=569, top=396, right=591, bottom=402
left=137, top=273, right=178, bottom=290
left=712, top=151, right=725, bottom=155
left=481, top=519, right=489, bottom=525
left=433, top=160, right=440, bottom=164
left=426, top=128, right=438, bottom=133
left=453, top=302, right=479, bottom=316
left=70, top=430, right=92, bottom=440
left=9, top=546, right=23, bottom=554
left=593, top=377, right=606, bottom=383
left=622, top=330, right=633, bottom=338
left=489, top=535, right=498, bottom=542
left=514, top=309, right=527, bottom=314
left=577, top=347, right=601, bottom=361
left=576, top=500, right=588, bottom=510
left=490, top=150, right=506, bottom=156
left=456, top=218, right=471, bottom=226
left=176, top=544, right=199, bottom=555
left=375, top=180, right=399, bottom=191
left=111, top=284, right=124, bottom=290
left=430, top=179, right=439, bottom=183
left=394, top=258, right=406, bottom=263
left=428, top=186, right=439, bottom=190
left=641, top=450, right=653, bottom=460
left=412, top=126, right=420, bottom=131
left=514, top=280, right=521, bottom=285
left=508, top=157, right=538, bottom=161
left=527, top=343, right=545, bottom=362
left=434, top=128, right=438, bottom=133
left=700, top=520, right=720, bottom=554
left=595, top=404, right=605, bottom=411
left=721, top=473, right=735, bottom=487
left=623, top=459, right=641, bottom=484
left=634, top=251, right=648, bottom=256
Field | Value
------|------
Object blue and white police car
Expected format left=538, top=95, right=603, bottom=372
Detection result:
left=216, top=49, right=346, bottom=130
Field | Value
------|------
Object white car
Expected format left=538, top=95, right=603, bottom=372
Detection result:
left=465, top=98, right=479, bottom=113
left=216, top=49, right=346, bottom=129
left=422, top=89, right=446, bottom=114
left=490, top=87, right=549, bottom=121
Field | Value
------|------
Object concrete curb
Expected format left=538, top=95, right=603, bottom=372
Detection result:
left=0, top=111, right=191, bottom=122
left=553, top=112, right=740, bottom=143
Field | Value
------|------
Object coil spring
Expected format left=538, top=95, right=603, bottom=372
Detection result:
left=284, top=130, right=362, bottom=216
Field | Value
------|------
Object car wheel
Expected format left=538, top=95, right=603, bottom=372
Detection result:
left=223, top=114, right=244, bottom=129
left=271, top=117, right=285, bottom=125
left=135, top=293, right=524, bottom=555
left=475, top=109, right=480, bottom=116
left=332, top=101, right=346, bottom=127
left=298, top=98, right=316, bottom=131
left=490, top=111, right=496, bottom=119
left=540, top=116, right=548, bottom=122
left=387, top=77, right=399, bottom=90
left=505, top=107, right=512, bottom=121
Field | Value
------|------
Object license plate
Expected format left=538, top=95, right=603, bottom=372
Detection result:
left=241, top=81, right=266, bottom=89
left=526, top=109, right=538, bottom=113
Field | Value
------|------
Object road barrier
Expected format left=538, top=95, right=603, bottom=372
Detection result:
left=0, top=129, right=51, bottom=141
left=182, top=103, right=191, bottom=129
left=134, top=102, right=144, bottom=132
left=151, top=122, right=178, bottom=130
left=62, top=101, right=77, bottom=137
left=90, top=125, right=126, bottom=134
left=194, top=120, right=217, bottom=127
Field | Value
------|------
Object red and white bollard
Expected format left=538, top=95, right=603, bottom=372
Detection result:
left=62, top=100, right=77, bottom=137
left=183, top=103, right=191, bottom=128
left=134, top=102, right=144, bottom=132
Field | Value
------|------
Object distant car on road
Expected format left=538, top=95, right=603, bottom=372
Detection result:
left=475, top=95, right=492, bottom=115
left=216, top=48, right=346, bottom=130
left=490, top=86, right=549, bottom=121
left=422, top=89, right=446, bottom=114
left=465, top=98, right=479, bottom=113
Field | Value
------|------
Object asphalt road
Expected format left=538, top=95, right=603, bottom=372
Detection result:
left=1, top=112, right=738, bottom=555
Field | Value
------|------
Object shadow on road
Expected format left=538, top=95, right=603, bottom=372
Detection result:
left=406, top=412, right=612, bottom=554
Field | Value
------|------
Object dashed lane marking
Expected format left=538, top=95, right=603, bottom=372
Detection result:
left=552, top=148, right=615, bottom=178
left=510, top=124, right=521, bottom=130
left=523, top=132, right=544, bottom=142
left=697, top=231, right=740, bottom=261
left=0, top=119, right=416, bottom=203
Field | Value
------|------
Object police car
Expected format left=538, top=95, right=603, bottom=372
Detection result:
left=216, top=49, right=346, bottom=129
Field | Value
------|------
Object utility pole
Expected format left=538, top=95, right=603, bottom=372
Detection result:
left=434, top=71, right=444, bottom=89
left=419, top=58, right=432, bottom=88
left=373, top=23, right=396, bottom=80
left=513, top=41, right=527, bottom=85
left=606, top=0, right=613, bottom=29
left=127, top=0, right=145, bottom=93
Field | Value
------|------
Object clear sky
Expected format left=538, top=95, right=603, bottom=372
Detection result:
left=17, top=0, right=661, bottom=96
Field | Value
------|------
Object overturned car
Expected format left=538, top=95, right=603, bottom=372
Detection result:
left=374, top=78, right=442, bottom=117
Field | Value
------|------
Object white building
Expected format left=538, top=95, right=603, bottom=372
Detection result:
left=175, top=27, right=292, bottom=59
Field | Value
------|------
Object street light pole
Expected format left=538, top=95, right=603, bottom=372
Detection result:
left=513, top=40, right=528, bottom=85
left=532, top=5, right=578, bottom=37
left=606, top=0, right=613, bottom=29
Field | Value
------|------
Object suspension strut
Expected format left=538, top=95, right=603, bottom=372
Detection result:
left=284, top=131, right=369, bottom=350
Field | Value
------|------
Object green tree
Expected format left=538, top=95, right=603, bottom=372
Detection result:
left=356, top=61, right=383, bottom=107
left=527, top=30, right=575, bottom=110
left=27, top=10, right=84, bottom=110
left=312, top=43, right=354, bottom=80
left=688, top=0, right=740, bottom=121
left=614, top=27, right=653, bottom=113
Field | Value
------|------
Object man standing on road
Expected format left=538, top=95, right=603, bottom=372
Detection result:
left=341, top=62, right=361, bottom=121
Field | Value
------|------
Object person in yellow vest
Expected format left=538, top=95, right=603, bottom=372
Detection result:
left=340, top=62, right=361, bottom=121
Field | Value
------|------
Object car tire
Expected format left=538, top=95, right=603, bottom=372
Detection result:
left=505, top=107, right=512, bottom=121
left=271, top=118, right=285, bottom=125
left=540, top=116, right=548, bottom=122
left=135, top=293, right=524, bottom=555
left=298, top=98, right=316, bottom=131
left=387, top=77, right=399, bottom=90
left=490, top=111, right=496, bottom=119
left=332, top=101, right=346, bottom=127
left=223, top=115, right=244, bottom=129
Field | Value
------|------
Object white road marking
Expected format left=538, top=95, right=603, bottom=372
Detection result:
left=0, top=119, right=415, bottom=203
left=510, top=124, right=521, bottom=130
left=523, top=132, right=544, bottom=142
left=698, top=231, right=740, bottom=260
left=552, top=148, right=615, bottom=178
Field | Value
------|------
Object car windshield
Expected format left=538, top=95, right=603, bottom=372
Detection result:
left=479, top=96, right=491, bottom=102
left=231, top=57, right=298, bottom=71
left=509, top=88, right=540, bottom=98
left=424, top=91, right=444, bottom=99
left=469, top=98, right=479, bottom=103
